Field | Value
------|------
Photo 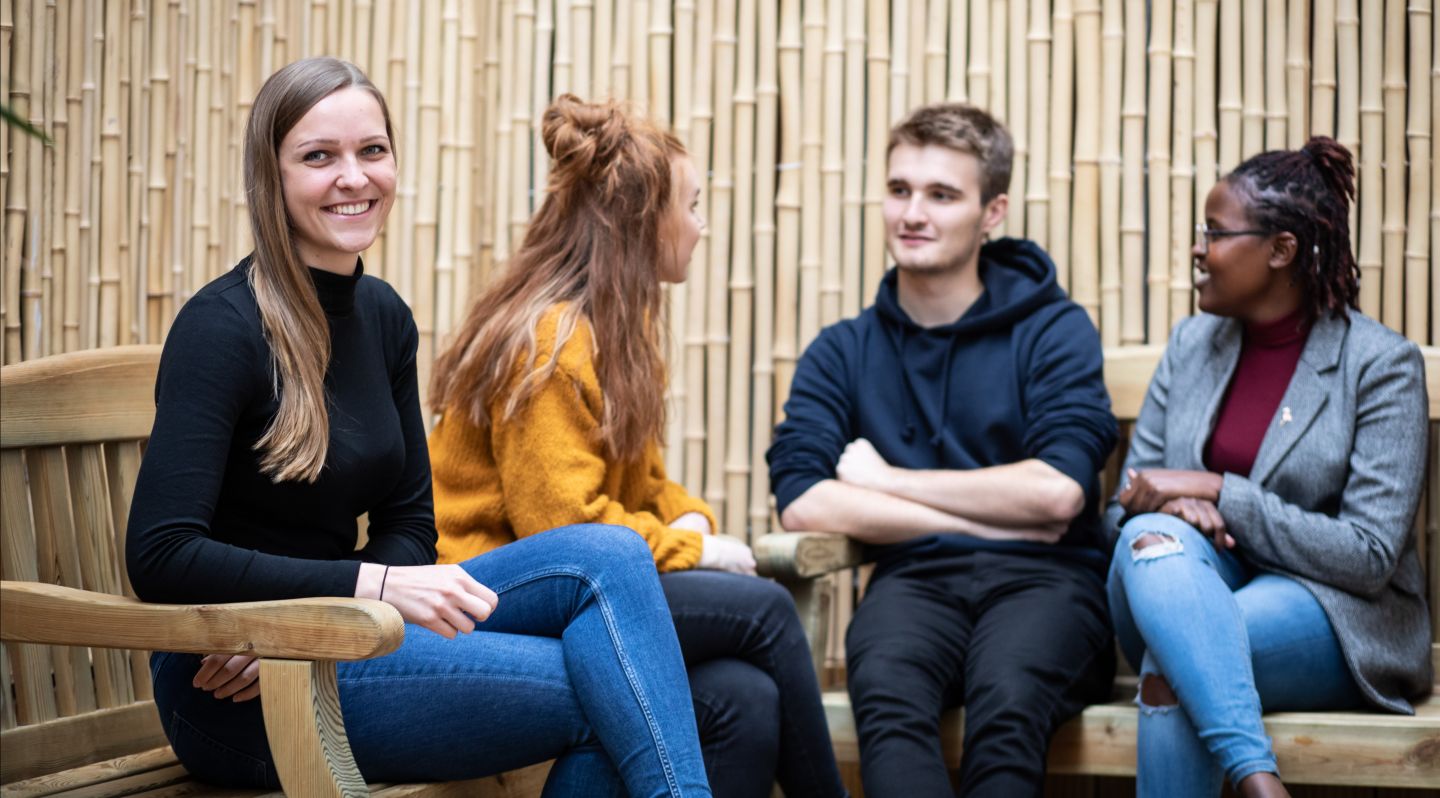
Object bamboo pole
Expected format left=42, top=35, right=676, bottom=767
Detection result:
left=1241, top=0, right=1263, bottom=158
left=144, top=1, right=171, bottom=345
left=571, top=0, right=592, bottom=98
left=163, top=1, right=185, bottom=341
left=477, top=0, right=501, bottom=283
left=667, top=0, right=691, bottom=481
left=861, top=0, right=889, bottom=300
left=531, top=0, right=552, bottom=198
left=25, top=0, right=48, bottom=359
left=990, top=0, right=1006, bottom=122
left=610, top=0, right=630, bottom=99
left=1025, top=0, right=1049, bottom=246
left=411, top=0, right=442, bottom=399
left=924, top=0, right=945, bottom=103
left=97, top=0, right=123, bottom=347
left=1007, top=0, right=1026, bottom=237
left=749, top=0, right=780, bottom=537
left=450, top=0, right=478, bottom=327
left=1405, top=0, right=1431, bottom=342
left=1313, top=0, right=1337, bottom=137
left=62, top=0, right=84, bottom=352
left=0, top=0, right=10, bottom=364
left=1049, top=0, right=1074, bottom=292
left=41, top=0, right=60, bottom=357
left=1287, top=0, right=1309, bottom=148
left=1218, top=0, right=1241, bottom=172
left=706, top=0, right=736, bottom=517
left=1072, top=0, right=1101, bottom=327
left=1263, top=0, right=1287, bottom=149
left=775, top=0, right=807, bottom=418
left=968, top=0, right=989, bottom=111
left=946, top=0, right=967, bottom=102
left=553, top=0, right=572, bottom=95
left=1170, top=0, right=1195, bottom=325
left=1434, top=0, right=1439, bottom=344
left=1119, top=0, right=1145, bottom=345
left=821, top=0, right=845, bottom=326
left=1194, top=0, right=1218, bottom=267
left=1146, top=0, right=1174, bottom=343
left=840, top=0, right=862, bottom=316
left=1337, top=0, right=1360, bottom=261
left=1381, top=0, right=1405, bottom=331
left=724, top=0, right=758, bottom=539
left=593, top=0, right=612, bottom=99
left=1358, top=0, right=1382, bottom=316
left=888, top=2, right=906, bottom=137
left=3, top=0, right=31, bottom=362
left=434, top=0, right=461, bottom=345
left=796, top=0, right=825, bottom=351
left=908, top=0, right=924, bottom=110
left=122, top=0, right=145, bottom=348
left=650, top=0, right=672, bottom=120
left=1098, top=0, right=1123, bottom=346
left=683, top=0, right=714, bottom=495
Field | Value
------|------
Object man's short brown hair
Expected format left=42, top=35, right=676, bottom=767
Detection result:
left=888, top=104, right=1014, bottom=204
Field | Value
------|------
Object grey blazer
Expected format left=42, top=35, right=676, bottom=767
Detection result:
left=1103, top=311, right=1432, bottom=714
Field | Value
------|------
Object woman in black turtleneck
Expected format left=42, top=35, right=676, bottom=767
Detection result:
left=125, top=57, right=711, bottom=797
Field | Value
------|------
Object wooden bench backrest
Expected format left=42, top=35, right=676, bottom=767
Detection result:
left=0, top=345, right=166, bottom=782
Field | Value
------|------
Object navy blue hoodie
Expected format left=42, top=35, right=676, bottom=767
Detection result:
left=767, top=238, right=1117, bottom=568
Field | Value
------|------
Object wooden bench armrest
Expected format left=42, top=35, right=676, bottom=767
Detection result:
left=0, top=581, right=404, bottom=661
left=754, top=532, right=865, bottom=581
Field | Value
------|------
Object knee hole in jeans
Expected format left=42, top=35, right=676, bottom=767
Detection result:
left=1138, top=673, right=1179, bottom=712
left=1130, top=531, right=1184, bottom=562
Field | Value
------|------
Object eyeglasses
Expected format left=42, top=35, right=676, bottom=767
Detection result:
left=1195, top=223, right=1270, bottom=255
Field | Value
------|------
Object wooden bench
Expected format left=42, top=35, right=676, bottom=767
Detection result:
left=0, top=346, right=550, bottom=798
left=755, top=345, right=1440, bottom=790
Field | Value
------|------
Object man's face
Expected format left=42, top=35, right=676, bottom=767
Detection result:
left=883, top=144, right=1007, bottom=274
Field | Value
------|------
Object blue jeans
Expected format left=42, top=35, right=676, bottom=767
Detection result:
left=150, top=524, right=711, bottom=797
left=1107, top=513, right=1364, bottom=797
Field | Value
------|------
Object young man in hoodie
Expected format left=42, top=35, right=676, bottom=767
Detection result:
left=767, top=104, right=1117, bottom=797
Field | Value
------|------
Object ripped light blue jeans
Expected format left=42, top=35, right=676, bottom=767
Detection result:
left=1106, top=513, right=1364, bottom=798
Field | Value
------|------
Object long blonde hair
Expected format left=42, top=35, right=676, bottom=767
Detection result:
left=430, top=95, right=684, bottom=462
left=243, top=57, right=395, bottom=482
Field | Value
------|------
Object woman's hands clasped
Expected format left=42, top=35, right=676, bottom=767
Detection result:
left=1120, top=468, right=1234, bottom=550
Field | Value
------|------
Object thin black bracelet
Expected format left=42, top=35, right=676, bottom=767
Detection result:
left=379, top=565, right=391, bottom=601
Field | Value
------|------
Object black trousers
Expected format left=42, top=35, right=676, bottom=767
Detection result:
left=661, top=570, right=847, bottom=798
left=845, top=550, right=1115, bottom=798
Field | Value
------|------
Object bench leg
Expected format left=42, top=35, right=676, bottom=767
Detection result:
left=260, top=658, right=367, bottom=798
left=786, top=578, right=833, bottom=682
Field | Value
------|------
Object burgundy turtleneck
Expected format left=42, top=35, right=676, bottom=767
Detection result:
left=1203, top=307, right=1312, bottom=477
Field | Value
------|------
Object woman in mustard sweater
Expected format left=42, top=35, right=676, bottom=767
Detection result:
left=429, top=95, right=845, bottom=798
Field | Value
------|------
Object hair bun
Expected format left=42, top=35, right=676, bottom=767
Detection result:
left=1302, top=136, right=1356, bottom=203
left=541, top=94, right=631, bottom=183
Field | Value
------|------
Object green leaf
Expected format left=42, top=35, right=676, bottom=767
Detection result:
left=0, top=102, right=52, bottom=145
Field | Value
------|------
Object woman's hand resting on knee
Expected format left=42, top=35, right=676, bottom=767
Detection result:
left=1157, top=497, right=1236, bottom=550
left=357, top=563, right=500, bottom=639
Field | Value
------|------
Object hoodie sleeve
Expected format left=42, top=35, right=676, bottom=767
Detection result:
left=1020, top=304, right=1118, bottom=506
left=767, top=326, right=854, bottom=514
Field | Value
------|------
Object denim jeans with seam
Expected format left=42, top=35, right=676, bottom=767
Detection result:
left=660, top=570, right=847, bottom=798
left=150, top=524, right=712, bottom=798
left=1107, top=513, right=1364, bottom=798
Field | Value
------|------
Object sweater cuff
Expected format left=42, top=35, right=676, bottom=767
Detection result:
left=1216, top=473, right=1259, bottom=535
left=656, top=529, right=705, bottom=573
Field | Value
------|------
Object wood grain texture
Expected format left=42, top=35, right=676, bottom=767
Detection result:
left=258, top=659, right=365, bottom=798
left=0, top=583, right=403, bottom=661
left=754, top=532, right=864, bottom=580
left=0, top=704, right=167, bottom=786
left=0, top=346, right=159, bottom=447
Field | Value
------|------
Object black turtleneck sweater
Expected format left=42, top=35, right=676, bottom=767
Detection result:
left=126, top=258, right=437, bottom=604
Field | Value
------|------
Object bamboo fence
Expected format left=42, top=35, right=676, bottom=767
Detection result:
left=2, top=1, right=1436, bottom=666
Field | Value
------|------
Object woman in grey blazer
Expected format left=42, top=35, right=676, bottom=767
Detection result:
left=1104, top=138, right=1431, bottom=798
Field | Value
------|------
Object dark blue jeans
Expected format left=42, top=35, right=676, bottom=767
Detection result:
left=150, top=525, right=711, bottom=797
left=660, top=571, right=846, bottom=798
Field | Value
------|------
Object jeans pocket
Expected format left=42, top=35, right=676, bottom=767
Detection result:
left=166, top=710, right=276, bottom=789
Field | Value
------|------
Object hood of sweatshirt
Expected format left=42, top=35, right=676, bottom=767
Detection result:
left=872, top=237, right=1068, bottom=449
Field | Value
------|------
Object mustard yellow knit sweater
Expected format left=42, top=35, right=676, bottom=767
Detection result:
left=429, top=307, right=714, bottom=571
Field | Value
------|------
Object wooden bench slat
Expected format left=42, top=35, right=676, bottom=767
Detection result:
left=30, top=447, right=100, bottom=718
left=0, top=703, right=168, bottom=786
left=68, top=445, right=135, bottom=709
left=2, top=450, right=61, bottom=726
left=0, top=747, right=177, bottom=798
left=40, top=764, right=191, bottom=798
left=103, top=441, right=152, bottom=702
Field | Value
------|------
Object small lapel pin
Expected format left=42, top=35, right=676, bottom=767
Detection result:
left=1280, top=406, right=1293, bottom=426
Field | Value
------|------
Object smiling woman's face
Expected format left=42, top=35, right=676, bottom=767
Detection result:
left=278, top=87, right=396, bottom=274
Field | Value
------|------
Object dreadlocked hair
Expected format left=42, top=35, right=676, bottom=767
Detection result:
left=1225, top=136, right=1360, bottom=320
